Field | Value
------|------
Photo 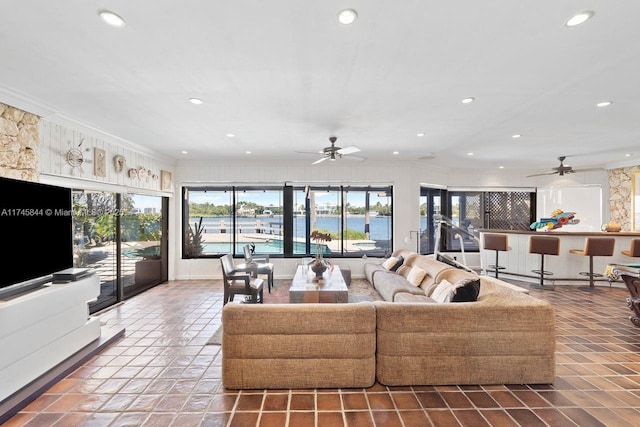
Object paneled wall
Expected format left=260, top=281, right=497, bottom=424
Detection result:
left=38, top=118, right=176, bottom=193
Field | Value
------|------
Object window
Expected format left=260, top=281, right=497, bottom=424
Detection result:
left=419, top=187, right=534, bottom=254
left=183, top=184, right=393, bottom=258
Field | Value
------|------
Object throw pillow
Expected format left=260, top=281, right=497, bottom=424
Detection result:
left=451, top=277, right=481, bottom=302
left=382, top=256, right=399, bottom=270
left=406, top=266, right=427, bottom=287
left=431, top=279, right=455, bottom=303
left=390, top=255, right=404, bottom=272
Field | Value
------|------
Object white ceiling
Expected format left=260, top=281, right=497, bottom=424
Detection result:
left=1, top=1, right=640, bottom=174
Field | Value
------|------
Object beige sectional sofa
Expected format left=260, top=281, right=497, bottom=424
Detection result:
left=221, top=251, right=556, bottom=389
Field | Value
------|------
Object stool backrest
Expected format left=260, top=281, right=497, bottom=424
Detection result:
left=630, top=239, right=640, bottom=257
left=483, top=233, right=508, bottom=251
left=584, top=237, right=615, bottom=256
left=529, top=236, right=560, bottom=255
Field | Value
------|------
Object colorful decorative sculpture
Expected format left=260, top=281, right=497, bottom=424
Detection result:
left=530, top=209, right=580, bottom=230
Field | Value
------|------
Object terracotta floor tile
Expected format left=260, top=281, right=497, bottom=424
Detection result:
left=366, top=393, right=395, bottom=411
left=258, top=412, right=288, bottom=427
left=317, top=411, right=345, bottom=426
left=263, top=393, right=289, bottom=411
left=288, top=411, right=315, bottom=426
left=425, top=409, right=462, bottom=427
left=317, top=393, right=342, bottom=411
left=290, top=393, right=315, bottom=411
left=479, top=409, right=519, bottom=427
left=228, top=411, right=259, bottom=427
left=344, top=411, right=375, bottom=427
left=342, top=392, right=369, bottom=410
left=440, top=392, right=474, bottom=409
left=371, top=410, right=402, bottom=426
left=415, top=391, right=448, bottom=409
left=201, top=412, right=232, bottom=427
left=505, top=408, right=547, bottom=427
left=452, top=409, right=490, bottom=427
left=390, top=392, right=422, bottom=410
left=235, top=393, right=264, bottom=411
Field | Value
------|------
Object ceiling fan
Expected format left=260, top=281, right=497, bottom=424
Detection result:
left=298, top=136, right=366, bottom=165
left=526, top=156, right=602, bottom=177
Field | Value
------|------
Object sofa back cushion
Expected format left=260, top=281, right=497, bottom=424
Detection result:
left=400, top=257, right=455, bottom=293
left=426, top=269, right=478, bottom=297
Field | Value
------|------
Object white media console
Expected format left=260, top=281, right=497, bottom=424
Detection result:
left=0, top=274, right=101, bottom=402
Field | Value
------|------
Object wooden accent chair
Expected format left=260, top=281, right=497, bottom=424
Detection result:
left=220, top=253, right=264, bottom=305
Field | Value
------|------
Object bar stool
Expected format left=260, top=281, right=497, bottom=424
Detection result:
left=483, top=233, right=509, bottom=278
left=569, top=237, right=615, bottom=291
left=621, top=239, right=640, bottom=258
left=529, top=235, right=560, bottom=290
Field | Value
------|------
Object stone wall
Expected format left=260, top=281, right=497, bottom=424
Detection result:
left=0, top=103, right=40, bottom=182
left=609, top=165, right=640, bottom=231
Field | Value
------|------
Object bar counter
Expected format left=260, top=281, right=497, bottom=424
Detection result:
left=478, top=229, right=640, bottom=285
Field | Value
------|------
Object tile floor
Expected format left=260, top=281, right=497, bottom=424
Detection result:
left=4, top=278, right=640, bottom=427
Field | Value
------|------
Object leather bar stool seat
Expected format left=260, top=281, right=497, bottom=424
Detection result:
left=483, top=233, right=509, bottom=278
left=622, top=239, right=640, bottom=258
left=569, top=237, right=615, bottom=291
left=529, top=235, right=560, bottom=290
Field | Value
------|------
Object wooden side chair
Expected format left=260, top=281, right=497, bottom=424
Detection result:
left=220, top=253, right=264, bottom=305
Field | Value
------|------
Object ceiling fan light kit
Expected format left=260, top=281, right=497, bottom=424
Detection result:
left=306, top=136, right=365, bottom=165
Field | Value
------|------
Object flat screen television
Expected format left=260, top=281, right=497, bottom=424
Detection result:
left=0, top=176, right=73, bottom=298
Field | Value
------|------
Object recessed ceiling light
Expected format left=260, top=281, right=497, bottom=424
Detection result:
left=467, top=152, right=474, bottom=156
left=499, top=166, right=505, bottom=169
left=226, top=133, right=235, bottom=138
left=625, top=153, right=632, bottom=157
left=416, top=133, right=425, bottom=137
left=181, top=150, right=188, bottom=154
left=189, top=98, right=203, bottom=105
left=461, top=97, right=475, bottom=104
left=98, top=10, right=126, bottom=28
left=338, top=9, right=358, bottom=25
left=512, top=134, right=522, bottom=139
left=596, top=101, right=612, bottom=107
left=565, top=11, right=594, bottom=27
left=245, top=151, right=252, bottom=155
left=393, top=151, right=399, bottom=155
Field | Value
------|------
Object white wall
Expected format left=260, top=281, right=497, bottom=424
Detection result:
left=173, top=159, right=609, bottom=281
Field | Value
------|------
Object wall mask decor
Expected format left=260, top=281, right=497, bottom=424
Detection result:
left=113, top=155, right=126, bottom=172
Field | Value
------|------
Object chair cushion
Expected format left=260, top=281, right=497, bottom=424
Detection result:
left=229, top=278, right=264, bottom=291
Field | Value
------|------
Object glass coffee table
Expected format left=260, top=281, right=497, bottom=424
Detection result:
left=289, top=264, right=348, bottom=303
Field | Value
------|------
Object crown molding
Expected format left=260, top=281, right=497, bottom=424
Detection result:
left=0, top=85, right=59, bottom=117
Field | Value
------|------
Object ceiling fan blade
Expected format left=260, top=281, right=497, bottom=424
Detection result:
left=572, top=167, right=604, bottom=173
left=342, top=155, right=367, bottom=162
left=336, top=145, right=361, bottom=155
left=296, top=150, right=324, bottom=155
left=312, top=157, right=328, bottom=165
left=525, top=171, right=558, bottom=178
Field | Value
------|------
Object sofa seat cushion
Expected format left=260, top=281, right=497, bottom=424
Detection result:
left=364, top=263, right=386, bottom=284
left=373, top=271, right=426, bottom=302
